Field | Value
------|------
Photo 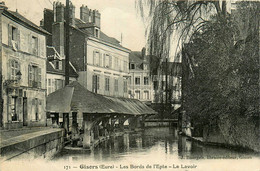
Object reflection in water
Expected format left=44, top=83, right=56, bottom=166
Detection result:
left=55, top=127, right=258, bottom=162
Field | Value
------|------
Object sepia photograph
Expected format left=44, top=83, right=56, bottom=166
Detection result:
left=0, top=0, right=259, bottom=170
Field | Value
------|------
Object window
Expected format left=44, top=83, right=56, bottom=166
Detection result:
left=104, top=54, right=110, bottom=68
left=153, top=81, right=158, bottom=90
left=28, top=65, right=41, bottom=88
left=54, top=60, right=62, bottom=70
left=123, top=80, right=127, bottom=93
left=92, top=75, right=100, bottom=93
left=11, top=26, right=17, bottom=41
left=10, top=96, right=18, bottom=121
left=9, top=26, right=18, bottom=50
left=93, top=51, right=101, bottom=66
left=114, top=79, right=118, bottom=92
left=123, top=61, right=128, bottom=72
left=55, top=79, right=64, bottom=91
left=32, top=36, right=38, bottom=55
left=135, top=90, right=140, bottom=99
left=95, top=29, right=99, bottom=38
left=114, top=58, right=118, bottom=70
left=143, top=64, right=148, bottom=70
left=105, top=77, right=110, bottom=91
left=10, top=60, right=20, bottom=80
left=135, top=77, right=140, bottom=85
left=144, top=91, right=149, bottom=100
left=130, top=63, right=135, bottom=69
left=144, top=77, right=149, bottom=85
left=47, top=79, right=53, bottom=94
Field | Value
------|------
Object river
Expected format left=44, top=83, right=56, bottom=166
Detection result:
left=54, top=127, right=259, bottom=170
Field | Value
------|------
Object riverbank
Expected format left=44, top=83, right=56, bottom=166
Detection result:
left=181, top=132, right=259, bottom=154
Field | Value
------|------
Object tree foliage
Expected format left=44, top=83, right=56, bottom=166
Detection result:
left=137, top=1, right=259, bottom=133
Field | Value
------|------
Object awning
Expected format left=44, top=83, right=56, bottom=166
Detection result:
left=46, top=81, right=157, bottom=115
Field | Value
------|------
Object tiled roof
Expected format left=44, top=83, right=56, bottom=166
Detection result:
left=46, top=81, right=157, bottom=115
left=46, top=60, right=78, bottom=77
left=4, top=10, right=50, bottom=35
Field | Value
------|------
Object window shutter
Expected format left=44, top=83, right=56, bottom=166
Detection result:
left=93, top=51, right=96, bottom=65
left=17, top=29, right=20, bottom=50
left=99, top=53, right=102, bottom=66
left=103, top=54, right=105, bottom=67
left=28, top=34, right=31, bottom=54
left=38, top=67, right=41, bottom=88
left=8, top=24, right=12, bottom=46
left=28, top=65, right=32, bottom=87
left=109, top=55, right=112, bottom=68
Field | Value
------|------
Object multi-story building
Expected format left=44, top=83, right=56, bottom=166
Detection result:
left=46, top=46, right=78, bottom=95
left=0, top=2, right=49, bottom=129
left=129, top=48, right=153, bottom=104
left=151, top=61, right=182, bottom=109
left=41, top=2, right=131, bottom=98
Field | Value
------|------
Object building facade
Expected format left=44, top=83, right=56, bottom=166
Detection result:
left=0, top=3, right=49, bottom=129
left=41, top=2, right=131, bottom=98
left=151, top=61, right=182, bottom=109
left=129, top=48, right=153, bottom=104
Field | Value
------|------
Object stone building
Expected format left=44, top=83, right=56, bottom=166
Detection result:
left=129, top=48, right=153, bottom=104
left=0, top=2, right=49, bottom=129
left=41, top=2, right=131, bottom=98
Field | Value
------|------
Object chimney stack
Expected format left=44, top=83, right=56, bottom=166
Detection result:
left=54, top=2, right=64, bottom=22
left=141, top=47, right=146, bottom=60
left=53, top=2, right=65, bottom=58
left=0, top=1, right=7, bottom=10
left=92, top=10, right=101, bottom=28
left=69, top=2, right=75, bottom=26
left=80, top=5, right=90, bottom=23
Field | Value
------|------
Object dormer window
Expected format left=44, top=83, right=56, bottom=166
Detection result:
left=143, top=64, right=148, bottom=70
left=11, top=26, right=17, bottom=41
left=95, top=28, right=99, bottom=38
left=130, top=63, right=135, bottom=69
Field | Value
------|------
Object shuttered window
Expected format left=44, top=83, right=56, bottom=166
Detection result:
left=28, top=65, right=41, bottom=88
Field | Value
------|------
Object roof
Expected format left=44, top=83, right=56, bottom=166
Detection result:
left=74, top=18, right=126, bottom=50
left=46, top=81, right=157, bottom=115
left=3, top=10, right=50, bottom=35
left=46, top=60, right=78, bottom=77
left=129, top=51, right=143, bottom=64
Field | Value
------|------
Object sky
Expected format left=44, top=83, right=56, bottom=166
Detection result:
left=4, top=0, right=147, bottom=51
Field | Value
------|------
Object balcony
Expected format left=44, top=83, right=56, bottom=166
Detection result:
left=3, top=80, right=20, bottom=88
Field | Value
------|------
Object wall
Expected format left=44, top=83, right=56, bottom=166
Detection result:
left=129, top=69, right=153, bottom=102
left=0, top=129, right=64, bottom=160
left=1, top=15, right=47, bottom=129
left=46, top=73, right=77, bottom=95
left=79, top=38, right=130, bottom=98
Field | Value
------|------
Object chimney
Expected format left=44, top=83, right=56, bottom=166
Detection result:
left=92, top=10, right=101, bottom=28
left=89, top=9, right=93, bottom=23
left=0, top=1, right=7, bottom=10
left=141, top=47, right=146, bottom=60
left=54, top=2, right=64, bottom=22
left=80, top=5, right=90, bottom=23
left=69, top=2, right=75, bottom=26
left=52, top=1, right=65, bottom=58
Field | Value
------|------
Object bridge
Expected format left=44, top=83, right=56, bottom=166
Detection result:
left=46, top=82, right=157, bottom=148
